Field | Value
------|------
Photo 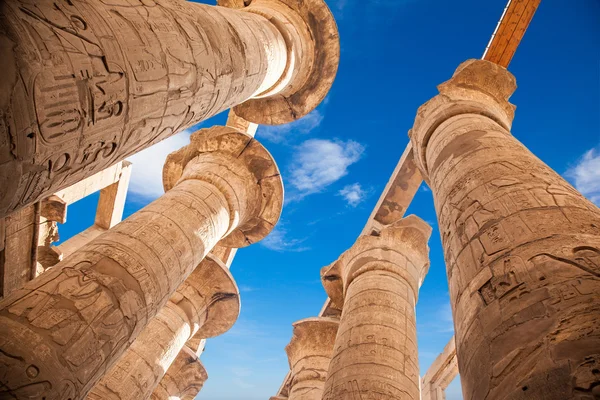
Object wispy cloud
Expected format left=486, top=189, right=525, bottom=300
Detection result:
left=565, top=147, right=600, bottom=205
left=260, top=224, right=310, bottom=252
left=338, top=183, right=367, bottom=207
left=127, top=130, right=192, bottom=199
left=257, top=109, right=324, bottom=144
left=239, top=285, right=257, bottom=293
left=286, top=138, right=365, bottom=202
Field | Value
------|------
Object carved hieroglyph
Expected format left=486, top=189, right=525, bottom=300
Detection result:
left=321, top=216, right=432, bottom=400
left=0, top=0, right=338, bottom=218
left=0, top=126, right=283, bottom=399
left=150, top=345, right=208, bottom=400
left=409, top=59, right=600, bottom=400
left=284, top=317, right=339, bottom=400
left=87, top=254, right=239, bottom=400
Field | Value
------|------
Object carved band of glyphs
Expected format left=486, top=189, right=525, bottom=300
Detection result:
left=409, top=59, right=600, bottom=400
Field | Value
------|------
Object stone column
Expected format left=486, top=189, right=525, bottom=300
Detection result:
left=321, top=216, right=432, bottom=400
left=409, top=59, right=600, bottom=400
left=87, top=254, right=239, bottom=400
left=284, top=317, right=339, bottom=400
left=150, top=345, right=208, bottom=400
left=0, top=0, right=339, bottom=218
left=0, top=126, right=283, bottom=399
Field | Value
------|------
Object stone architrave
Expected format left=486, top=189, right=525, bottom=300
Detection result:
left=0, top=0, right=339, bottom=218
left=421, top=337, right=458, bottom=400
left=321, top=216, right=432, bottom=400
left=284, top=317, right=339, bottom=400
left=0, top=126, right=283, bottom=399
left=409, top=59, right=600, bottom=400
left=87, top=254, right=239, bottom=400
left=150, top=345, right=208, bottom=400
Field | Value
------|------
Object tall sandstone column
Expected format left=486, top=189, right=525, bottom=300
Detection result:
left=409, top=59, right=600, bottom=400
left=87, top=254, right=239, bottom=400
left=0, top=0, right=339, bottom=218
left=150, top=345, right=208, bottom=400
left=285, top=317, right=339, bottom=400
left=0, top=126, right=283, bottom=399
left=321, top=216, right=432, bottom=400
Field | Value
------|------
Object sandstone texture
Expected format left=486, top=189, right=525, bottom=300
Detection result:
left=321, top=216, right=432, bottom=400
left=410, top=59, right=600, bottom=400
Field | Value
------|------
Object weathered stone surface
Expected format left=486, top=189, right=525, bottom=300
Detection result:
left=0, top=0, right=338, bottom=219
left=150, top=346, right=208, bottom=400
left=285, top=317, right=339, bottom=400
left=321, top=216, right=432, bottom=400
left=0, top=127, right=282, bottom=399
left=409, top=59, right=600, bottom=400
left=87, top=254, right=239, bottom=400
left=0, top=205, right=38, bottom=298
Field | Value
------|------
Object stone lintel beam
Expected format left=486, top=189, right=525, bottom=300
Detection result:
left=285, top=317, right=339, bottom=400
left=150, top=345, right=208, bottom=400
left=321, top=216, right=432, bottom=400
left=421, top=337, right=458, bottom=400
left=53, top=161, right=132, bottom=207
left=88, top=254, right=239, bottom=400
left=0, top=127, right=283, bottom=399
left=409, top=59, right=600, bottom=400
left=0, top=0, right=338, bottom=218
left=361, top=143, right=423, bottom=237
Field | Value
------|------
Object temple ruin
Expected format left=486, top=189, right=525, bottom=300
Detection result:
left=1, top=0, right=598, bottom=399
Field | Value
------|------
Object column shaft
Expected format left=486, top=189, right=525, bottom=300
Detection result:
left=410, top=59, right=600, bottom=400
left=86, top=303, right=195, bottom=400
left=325, top=266, right=420, bottom=400
left=0, top=0, right=284, bottom=217
left=0, top=179, right=229, bottom=399
left=87, top=255, right=238, bottom=400
left=321, top=217, right=431, bottom=400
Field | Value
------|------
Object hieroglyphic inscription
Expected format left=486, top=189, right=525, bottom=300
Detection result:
left=322, top=219, right=431, bottom=400
left=0, top=0, right=283, bottom=218
left=410, top=60, right=600, bottom=400
left=0, top=179, right=232, bottom=399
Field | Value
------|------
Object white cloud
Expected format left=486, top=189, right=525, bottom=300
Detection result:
left=238, top=285, right=257, bottom=293
left=338, top=183, right=366, bottom=207
left=260, top=224, right=309, bottom=252
left=126, top=130, right=192, bottom=199
left=565, top=147, right=600, bottom=205
left=287, top=138, right=365, bottom=201
left=257, top=109, right=324, bottom=144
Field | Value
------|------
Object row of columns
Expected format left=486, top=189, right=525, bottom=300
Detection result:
left=275, top=59, right=600, bottom=400
left=278, top=216, right=432, bottom=400
left=0, top=0, right=340, bottom=397
left=0, top=126, right=284, bottom=399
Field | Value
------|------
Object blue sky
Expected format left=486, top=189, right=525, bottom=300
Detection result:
left=57, top=0, right=599, bottom=399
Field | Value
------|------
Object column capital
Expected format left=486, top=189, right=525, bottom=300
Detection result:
left=234, top=0, right=339, bottom=125
left=172, top=253, right=240, bottom=340
left=151, top=345, right=208, bottom=400
left=321, top=215, right=431, bottom=305
left=285, top=317, right=339, bottom=369
left=409, top=59, right=517, bottom=179
left=163, top=126, right=284, bottom=247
